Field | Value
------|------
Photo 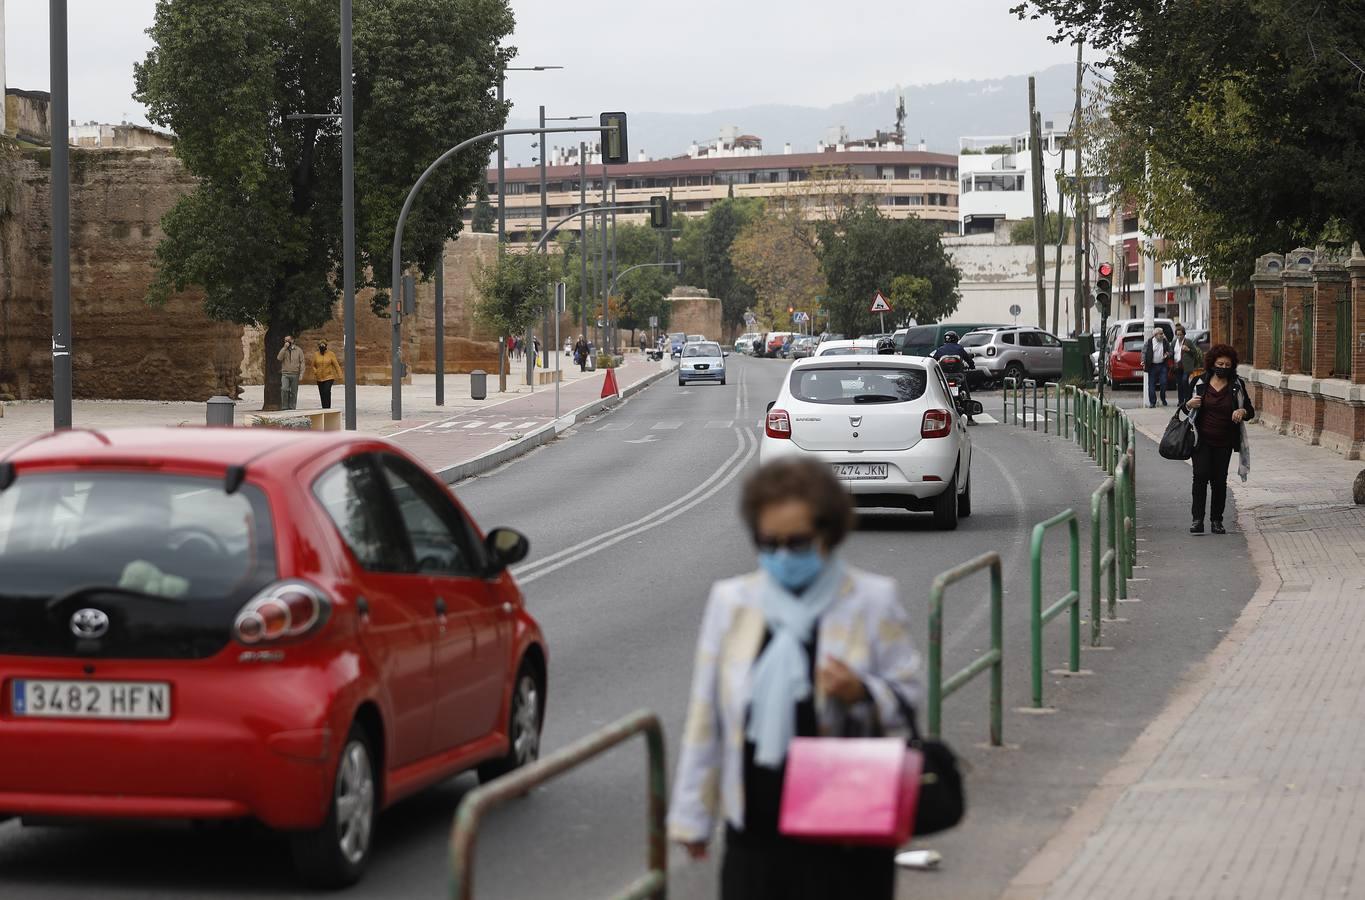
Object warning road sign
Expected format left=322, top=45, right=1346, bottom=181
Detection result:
left=869, top=291, right=892, bottom=314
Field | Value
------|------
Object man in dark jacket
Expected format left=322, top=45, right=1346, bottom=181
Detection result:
left=1141, top=328, right=1171, bottom=407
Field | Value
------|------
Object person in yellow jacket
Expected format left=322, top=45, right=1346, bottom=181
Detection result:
left=311, top=340, right=343, bottom=409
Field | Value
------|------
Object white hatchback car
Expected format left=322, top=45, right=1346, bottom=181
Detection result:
left=759, top=356, right=979, bottom=528
left=815, top=339, right=882, bottom=357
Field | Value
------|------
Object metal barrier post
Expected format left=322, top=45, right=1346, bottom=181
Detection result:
left=927, top=552, right=1004, bottom=746
left=1117, top=455, right=1134, bottom=583
left=450, top=710, right=668, bottom=900
left=1031, top=380, right=1039, bottom=431
left=1030, top=510, right=1082, bottom=707
left=1003, top=377, right=1012, bottom=424
left=1090, top=478, right=1118, bottom=645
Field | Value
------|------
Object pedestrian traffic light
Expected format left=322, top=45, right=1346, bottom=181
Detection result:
left=650, top=195, right=671, bottom=229
left=600, top=112, right=628, bottom=165
left=1095, top=262, right=1113, bottom=318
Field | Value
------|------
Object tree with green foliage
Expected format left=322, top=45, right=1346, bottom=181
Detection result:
left=815, top=203, right=961, bottom=335
left=471, top=181, right=496, bottom=233
left=557, top=221, right=676, bottom=333
left=1014, top=0, right=1365, bottom=280
left=672, top=199, right=763, bottom=331
left=1009, top=212, right=1065, bottom=247
left=730, top=205, right=825, bottom=329
left=472, top=249, right=552, bottom=338
left=134, top=0, right=513, bottom=407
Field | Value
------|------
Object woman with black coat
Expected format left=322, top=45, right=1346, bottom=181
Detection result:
left=1181, top=343, right=1255, bottom=534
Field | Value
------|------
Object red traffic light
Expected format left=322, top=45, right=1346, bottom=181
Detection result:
left=1098, top=262, right=1114, bottom=278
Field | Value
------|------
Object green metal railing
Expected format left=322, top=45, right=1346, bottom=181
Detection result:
left=927, top=552, right=1003, bottom=746
left=450, top=710, right=667, bottom=900
left=1030, top=509, right=1081, bottom=707
left=1090, top=476, right=1119, bottom=642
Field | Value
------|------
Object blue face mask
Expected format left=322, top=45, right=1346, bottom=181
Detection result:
left=759, top=549, right=826, bottom=593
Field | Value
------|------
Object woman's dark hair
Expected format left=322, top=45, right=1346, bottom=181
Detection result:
left=1206, top=343, right=1238, bottom=370
left=741, top=459, right=855, bottom=549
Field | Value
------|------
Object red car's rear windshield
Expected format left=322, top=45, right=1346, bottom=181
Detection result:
left=0, top=470, right=277, bottom=602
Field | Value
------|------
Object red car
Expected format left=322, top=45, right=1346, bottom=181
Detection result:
left=0, top=428, right=546, bottom=887
left=1106, top=334, right=1148, bottom=385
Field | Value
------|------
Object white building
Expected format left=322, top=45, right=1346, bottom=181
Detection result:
left=958, top=117, right=1076, bottom=236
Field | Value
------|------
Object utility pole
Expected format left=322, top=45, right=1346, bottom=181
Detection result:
left=1142, top=146, right=1156, bottom=405
left=600, top=162, right=609, bottom=355
left=1029, top=76, right=1047, bottom=331
left=50, top=0, right=72, bottom=429
left=1052, top=169, right=1066, bottom=336
left=538, top=105, right=550, bottom=371
left=496, top=76, right=506, bottom=244
left=579, top=142, right=588, bottom=341
left=1073, top=41, right=1085, bottom=339
left=341, top=0, right=358, bottom=430
left=610, top=183, right=618, bottom=352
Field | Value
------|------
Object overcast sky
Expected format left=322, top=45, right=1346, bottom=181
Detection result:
left=5, top=0, right=1074, bottom=127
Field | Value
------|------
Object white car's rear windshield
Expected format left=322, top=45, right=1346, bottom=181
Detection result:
left=790, top=367, right=928, bottom=405
left=819, top=347, right=877, bottom=356
left=961, top=333, right=993, bottom=347
left=684, top=343, right=721, bottom=357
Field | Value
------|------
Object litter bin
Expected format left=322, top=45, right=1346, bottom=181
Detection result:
left=205, top=395, right=235, bottom=427
left=471, top=370, right=487, bottom=401
left=1074, top=333, right=1096, bottom=381
left=585, top=353, right=596, bottom=372
left=1061, top=339, right=1088, bottom=383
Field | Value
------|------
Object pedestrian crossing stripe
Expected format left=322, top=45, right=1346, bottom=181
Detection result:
left=974, top=413, right=1000, bottom=425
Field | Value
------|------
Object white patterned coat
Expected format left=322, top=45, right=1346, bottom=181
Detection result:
left=667, top=567, right=924, bottom=844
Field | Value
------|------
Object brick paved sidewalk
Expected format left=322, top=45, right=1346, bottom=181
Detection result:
left=1006, top=412, right=1365, bottom=900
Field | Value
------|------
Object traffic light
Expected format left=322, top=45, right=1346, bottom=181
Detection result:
left=600, top=112, right=629, bottom=165
left=650, top=195, right=671, bottom=229
left=1095, top=262, right=1113, bottom=318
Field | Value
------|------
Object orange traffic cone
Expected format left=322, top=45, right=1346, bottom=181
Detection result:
left=601, top=367, right=620, bottom=399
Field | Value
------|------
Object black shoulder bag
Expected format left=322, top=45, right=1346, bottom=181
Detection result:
left=886, top=689, right=966, bottom=835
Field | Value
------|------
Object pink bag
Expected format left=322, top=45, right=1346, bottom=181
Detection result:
left=778, top=737, right=922, bottom=846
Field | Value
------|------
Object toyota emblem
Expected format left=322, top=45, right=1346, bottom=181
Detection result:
left=70, top=608, right=110, bottom=639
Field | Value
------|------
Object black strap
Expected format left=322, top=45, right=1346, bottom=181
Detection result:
left=884, top=682, right=924, bottom=744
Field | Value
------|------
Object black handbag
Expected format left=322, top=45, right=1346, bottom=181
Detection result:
left=886, top=689, right=965, bottom=836
left=1159, top=410, right=1198, bottom=460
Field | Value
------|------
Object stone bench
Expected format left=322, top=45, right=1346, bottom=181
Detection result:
left=523, top=370, right=563, bottom=386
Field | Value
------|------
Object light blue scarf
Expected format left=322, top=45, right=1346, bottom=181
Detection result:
left=747, top=557, right=845, bottom=768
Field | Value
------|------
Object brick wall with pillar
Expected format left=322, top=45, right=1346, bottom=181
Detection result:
left=1311, top=247, right=1347, bottom=379
left=1251, top=253, right=1283, bottom=370
left=1212, top=285, right=1233, bottom=346
left=1231, top=288, right=1254, bottom=364
left=1351, top=244, right=1365, bottom=385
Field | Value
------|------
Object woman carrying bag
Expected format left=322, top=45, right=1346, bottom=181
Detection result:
left=1182, top=343, right=1255, bottom=534
left=669, top=459, right=924, bottom=900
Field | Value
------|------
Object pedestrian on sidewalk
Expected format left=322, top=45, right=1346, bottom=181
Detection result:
left=669, top=459, right=922, bottom=900
left=276, top=335, right=305, bottom=410
left=1183, top=343, right=1255, bottom=535
left=1142, top=328, right=1171, bottom=407
left=1172, top=324, right=1203, bottom=407
left=573, top=337, right=589, bottom=371
left=311, top=340, right=342, bottom=409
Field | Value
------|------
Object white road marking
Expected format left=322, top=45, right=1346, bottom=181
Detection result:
left=489, top=421, right=513, bottom=430
left=598, top=422, right=631, bottom=432
left=625, top=435, right=659, bottom=445
left=706, top=420, right=734, bottom=429
left=462, top=421, right=482, bottom=429
left=438, top=421, right=461, bottom=429
left=513, top=429, right=756, bottom=585
left=514, top=421, right=538, bottom=429
left=652, top=421, right=682, bottom=430
left=974, top=413, right=1000, bottom=425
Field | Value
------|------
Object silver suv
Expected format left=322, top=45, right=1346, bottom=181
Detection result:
left=962, top=327, right=1064, bottom=385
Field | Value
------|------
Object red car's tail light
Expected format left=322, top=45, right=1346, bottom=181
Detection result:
left=234, top=581, right=330, bottom=645
left=766, top=409, right=792, bottom=439
left=921, top=409, right=952, bottom=438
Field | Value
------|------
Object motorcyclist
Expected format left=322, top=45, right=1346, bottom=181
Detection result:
left=876, top=336, right=897, bottom=355
left=932, top=331, right=977, bottom=425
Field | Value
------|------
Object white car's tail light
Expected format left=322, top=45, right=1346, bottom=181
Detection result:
left=234, top=581, right=330, bottom=645
left=766, top=409, right=792, bottom=439
left=921, top=409, right=952, bottom=438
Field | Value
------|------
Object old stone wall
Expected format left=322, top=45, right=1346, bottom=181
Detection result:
left=0, top=145, right=243, bottom=401
left=668, top=288, right=722, bottom=343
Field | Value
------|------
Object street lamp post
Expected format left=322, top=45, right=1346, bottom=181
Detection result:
left=389, top=123, right=619, bottom=420
left=340, top=0, right=357, bottom=428
left=535, top=112, right=589, bottom=375
left=496, top=66, right=561, bottom=245
left=50, top=0, right=72, bottom=429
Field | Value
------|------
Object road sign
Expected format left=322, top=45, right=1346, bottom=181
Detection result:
left=1009, top=304, right=1021, bottom=317
left=870, top=291, right=893, bottom=314
left=556, top=281, right=567, bottom=314
left=744, top=312, right=758, bottom=326
left=648, top=315, right=658, bottom=328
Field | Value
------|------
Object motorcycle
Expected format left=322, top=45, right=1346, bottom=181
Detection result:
left=936, top=355, right=977, bottom=425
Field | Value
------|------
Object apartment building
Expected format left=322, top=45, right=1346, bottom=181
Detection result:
left=477, top=140, right=960, bottom=240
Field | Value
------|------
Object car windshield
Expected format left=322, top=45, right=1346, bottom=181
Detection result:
left=961, top=333, right=993, bottom=347
left=684, top=343, right=721, bottom=357
left=819, top=346, right=877, bottom=356
left=790, top=366, right=928, bottom=404
left=669, top=333, right=685, bottom=342
left=0, top=471, right=276, bottom=601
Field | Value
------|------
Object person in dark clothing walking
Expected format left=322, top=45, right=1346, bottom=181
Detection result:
left=1182, top=344, right=1255, bottom=535
left=1171, top=324, right=1203, bottom=407
left=1142, top=328, right=1171, bottom=407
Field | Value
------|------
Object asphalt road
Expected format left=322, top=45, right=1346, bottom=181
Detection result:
left=0, top=356, right=1257, bottom=900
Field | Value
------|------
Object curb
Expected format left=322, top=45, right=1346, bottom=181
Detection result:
left=435, top=363, right=675, bottom=485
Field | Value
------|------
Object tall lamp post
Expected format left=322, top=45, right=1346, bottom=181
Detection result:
left=496, top=66, right=562, bottom=244
left=534, top=112, right=590, bottom=373
left=50, top=0, right=72, bottom=429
